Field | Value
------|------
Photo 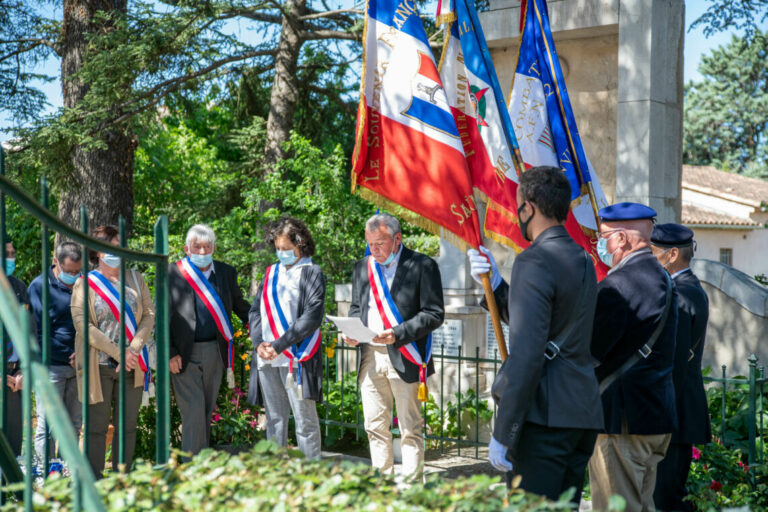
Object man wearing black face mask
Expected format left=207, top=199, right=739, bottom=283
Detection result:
left=467, top=166, right=603, bottom=504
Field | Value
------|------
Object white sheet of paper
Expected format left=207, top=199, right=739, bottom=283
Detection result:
left=326, top=315, right=382, bottom=345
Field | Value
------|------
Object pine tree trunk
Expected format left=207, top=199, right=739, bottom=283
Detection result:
left=59, top=0, right=135, bottom=233
left=263, top=0, right=305, bottom=168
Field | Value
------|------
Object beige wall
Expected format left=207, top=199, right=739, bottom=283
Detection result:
left=491, top=33, right=619, bottom=202
left=692, top=228, right=768, bottom=278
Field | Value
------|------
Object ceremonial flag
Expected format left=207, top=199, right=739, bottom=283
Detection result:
left=352, top=0, right=483, bottom=251
left=508, top=0, right=610, bottom=279
left=438, top=0, right=529, bottom=251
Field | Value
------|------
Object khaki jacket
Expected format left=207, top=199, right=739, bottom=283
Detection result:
left=71, top=270, right=155, bottom=404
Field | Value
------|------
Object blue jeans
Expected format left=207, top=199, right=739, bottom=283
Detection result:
left=35, top=364, right=82, bottom=460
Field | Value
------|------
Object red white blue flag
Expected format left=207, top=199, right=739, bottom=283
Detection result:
left=508, top=0, right=610, bottom=278
left=260, top=263, right=322, bottom=393
left=352, top=0, right=483, bottom=251
left=438, top=0, right=529, bottom=251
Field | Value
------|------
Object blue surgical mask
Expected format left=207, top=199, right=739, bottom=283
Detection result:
left=276, top=250, right=298, bottom=266
left=101, top=253, right=121, bottom=268
left=4, top=258, right=15, bottom=276
left=596, top=233, right=619, bottom=267
left=58, top=270, right=80, bottom=286
left=382, top=251, right=396, bottom=266
left=189, top=253, right=213, bottom=268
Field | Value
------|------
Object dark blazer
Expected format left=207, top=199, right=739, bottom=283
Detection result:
left=347, top=247, right=444, bottom=383
left=248, top=263, right=326, bottom=402
left=592, top=249, right=679, bottom=435
left=670, top=269, right=711, bottom=444
left=169, top=259, right=250, bottom=372
left=483, top=226, right=603, bottom=456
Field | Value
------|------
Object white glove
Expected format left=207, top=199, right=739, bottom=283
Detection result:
left=467, top=245, right=502, bottom=290
left=488, top=436, right=514, bottom=472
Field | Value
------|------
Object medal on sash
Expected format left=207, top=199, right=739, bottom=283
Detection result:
left=261, top=263, right=322, bottom=397
left=367, top=257, right=432, bottom=402
left=177, top=257, right=237, bottom=388
left=87, top=271, right=153, bottom=400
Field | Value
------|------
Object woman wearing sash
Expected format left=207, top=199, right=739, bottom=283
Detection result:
left=71, top=225, right=155, bottom=475
left=248, top=217, right=325, bottom=459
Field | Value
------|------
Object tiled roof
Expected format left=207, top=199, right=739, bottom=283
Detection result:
left=682, top=204, right=761, bottom=227
left=683, top=165, right=768, bottom=207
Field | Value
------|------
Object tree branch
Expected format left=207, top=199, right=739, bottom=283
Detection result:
left=301, top=30, right=359, bottom=41
left=0, top=37, right=60, bottom=55
left=307, top=84, right=355, bottom=115
left=298, top=7, right=363, bottom=21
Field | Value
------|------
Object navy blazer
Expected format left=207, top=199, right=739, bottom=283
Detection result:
left=347, top=247, right=444, bottom=384
left=169, top=260, right=250, bottom=372
left=483, top=226, right=604, bottom=456
left=592, top=249, right=679, bottom=435
left=671, top=269, right=711, bottom=444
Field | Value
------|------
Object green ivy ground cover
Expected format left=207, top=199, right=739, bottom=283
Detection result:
left=1, top=441, right=583, bottom=511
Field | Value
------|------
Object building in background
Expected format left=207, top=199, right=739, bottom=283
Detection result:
left=682, top=165, right=768, bottom=279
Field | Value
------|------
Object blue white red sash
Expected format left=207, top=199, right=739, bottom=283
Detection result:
left=87, top=270, right=152, bottom=390
left=176, top=258, right=235, bottom=374
left=367, top=257, right=432, bottom=395
left=261, top=263, right=322, bottom=390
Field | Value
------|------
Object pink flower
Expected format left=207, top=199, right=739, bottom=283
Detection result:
left=243, top=409, right=251, bottom=415
left=250, top=420, right=258, bottom=428
left=393, top=417, right=398, bottom=427
left=212, top=412, right=221, bottom=423
left=692, top=446, right=702, bottom=460
left=710, top=480, right=722, bottom=492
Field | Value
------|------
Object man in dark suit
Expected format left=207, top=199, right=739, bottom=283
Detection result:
left=651, top=224, right=711, bottom=512
left=467, top=166, right=603, bottom=504
left=169, top=224, right=250, bottom=455
left=343, top=213, right=443, bottom=478
left=589, top=203, right=679, bottom=512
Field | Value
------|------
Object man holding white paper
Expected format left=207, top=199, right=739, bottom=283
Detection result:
left=342, top=213, right=444, bottom=478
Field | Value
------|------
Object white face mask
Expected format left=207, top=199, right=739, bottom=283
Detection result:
left=596, top=232, right=621, bottom=267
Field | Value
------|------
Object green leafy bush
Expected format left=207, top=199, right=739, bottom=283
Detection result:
left=1, top=442, right=582, bottom=511
left=316, top=370, right=366, bottom=448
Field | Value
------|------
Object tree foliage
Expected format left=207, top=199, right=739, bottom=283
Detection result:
left=683, top=31, right=768, bottom=177
left=693, top=0, right=768, bottom=41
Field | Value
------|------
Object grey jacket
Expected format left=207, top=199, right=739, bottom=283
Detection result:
left=483, top=226, right=604, bottom=457
left=248, top=263, right=326, bottom=402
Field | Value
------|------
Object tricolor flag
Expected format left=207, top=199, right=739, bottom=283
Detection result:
left=352, top=0, right=483, bottom=250
left=438, top=0, right=528, bottom=251
left=508, top=0, right=610, bottom=279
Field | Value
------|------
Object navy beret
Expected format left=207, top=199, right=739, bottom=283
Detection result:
left=598, top=202, right=657, bottom=222
left=651, top=223, right=694, bottom=247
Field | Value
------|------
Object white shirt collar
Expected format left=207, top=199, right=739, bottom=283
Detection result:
left=202, top=261, right=215, bottom=279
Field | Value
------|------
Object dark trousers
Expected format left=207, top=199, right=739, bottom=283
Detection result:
left=505, top=422, right=598, bottom=505
left=4, top=370, right=22, bottom=456
left=654, top=442, right=694, bottom=512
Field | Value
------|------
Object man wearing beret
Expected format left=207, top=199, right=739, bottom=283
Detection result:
left=650, top=224, right=711, bottom=512
left=588, top=203, right=679, bottom=512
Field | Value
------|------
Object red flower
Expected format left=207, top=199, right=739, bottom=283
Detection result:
left=710, top=480, right=722, bottom=491
left=692, top=446, right=702, bottom=460
left=212, top=412, right=221, bottom=423
left=393, top=417, right=398, bottom=427
left=738, top=461, right=750, bottom=472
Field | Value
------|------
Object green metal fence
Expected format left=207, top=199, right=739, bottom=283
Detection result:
left=318, top=331, right=501, bottom=459
left=0, top=146, right=171, bottom=509
left=704, top=355, right=767, bottom=467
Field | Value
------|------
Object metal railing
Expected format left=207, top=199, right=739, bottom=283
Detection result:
left=318, top=330, right=501, bottom=460
left=704, top=355, right=767, bottom=466
left=0, top=146, right=171, bottom=509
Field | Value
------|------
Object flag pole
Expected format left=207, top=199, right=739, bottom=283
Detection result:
left=481, top=273, right=508, bottom=362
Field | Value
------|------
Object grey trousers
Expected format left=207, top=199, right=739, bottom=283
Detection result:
left=35, top=364, right=82, bottom=460
left=87, top=365, right=143, bottom=476
left=258, top=365, right=321, bottom=459
left=171, top=342, right=223, bottom=457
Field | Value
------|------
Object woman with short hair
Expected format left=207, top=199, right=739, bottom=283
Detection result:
left=249, top=217, right=325, bottom=458
left=71, top=225, right=154, bottom=475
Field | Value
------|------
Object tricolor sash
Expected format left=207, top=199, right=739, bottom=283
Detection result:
left=367, top=257, right=432, bottom=401
left=176, top=257, right=236, bottom=387
left=261, top=263, right=322, bottom=394
left=87, top=270, right=152, bottom=391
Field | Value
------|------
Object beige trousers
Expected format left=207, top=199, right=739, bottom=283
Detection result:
left=359, top=345, right=424, bottom=477
left=589, top=432, right=671, bottom=512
